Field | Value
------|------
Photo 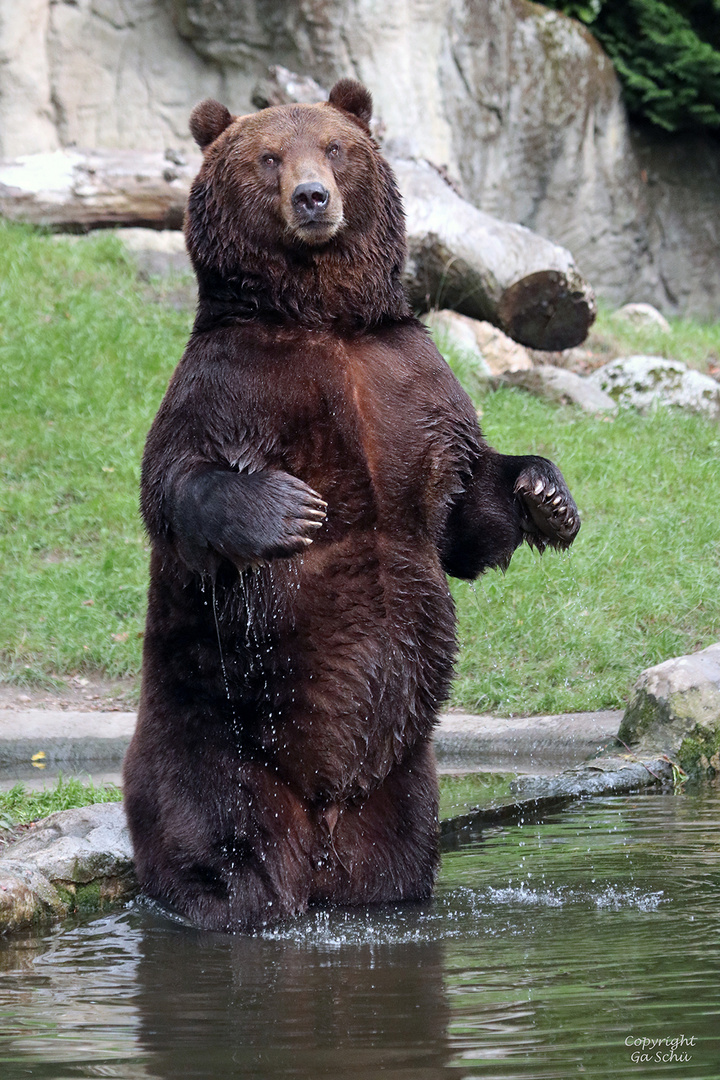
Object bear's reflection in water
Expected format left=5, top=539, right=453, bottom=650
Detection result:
left=132, top=908, right=451, bottom=1080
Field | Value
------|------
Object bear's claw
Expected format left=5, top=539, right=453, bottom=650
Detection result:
left=514, top=464, right=580, bottom=549
left=278, top=479, right=328, bottom=554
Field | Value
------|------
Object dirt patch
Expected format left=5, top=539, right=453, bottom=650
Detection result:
left=0, top=675, right=138, bottom=713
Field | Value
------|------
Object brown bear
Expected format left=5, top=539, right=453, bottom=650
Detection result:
left=122, top=79, right=579, bottom=933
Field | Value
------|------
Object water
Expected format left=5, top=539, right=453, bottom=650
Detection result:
left=1, top=789, right=719, bottom=1078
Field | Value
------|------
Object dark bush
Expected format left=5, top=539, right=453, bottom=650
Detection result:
left=541, top=0, right=720, bottom=132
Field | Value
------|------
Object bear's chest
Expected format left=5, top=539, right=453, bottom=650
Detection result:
left=230, top=329, right=468, bottom=541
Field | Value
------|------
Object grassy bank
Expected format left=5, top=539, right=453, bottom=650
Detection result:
left=1, top=222, right=718, bottom=714
left=450, top=394, right=719, bottom=713
left=585, top=303, right=720, bottom=377
left=1, top=224, right=189, bottom=681
left=0, top=776, right=121, bottom=833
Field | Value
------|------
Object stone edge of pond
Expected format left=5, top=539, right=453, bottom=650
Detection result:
left=439, top=754, right=675, bottom=842
left=0, top=801, right=135, bottom=935
left=0, top=753, right=674, bottom=935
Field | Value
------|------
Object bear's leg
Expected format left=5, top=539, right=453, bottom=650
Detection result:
left=311, top=738, right=439, bottom=907
left=127, top=758, right=316, bottom=933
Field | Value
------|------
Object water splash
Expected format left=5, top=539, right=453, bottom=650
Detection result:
left=471, top=883, right=666, bottom=912
left=255, top=880, right=666, bottom=949
left=591, top=885, right=665, bottom=911
left=485, top=884, right=566, bottom=907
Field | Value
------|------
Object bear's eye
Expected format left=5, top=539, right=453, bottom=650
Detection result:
left=327, top=143, right=341, bottom=159
left=261, top=153, right=280, bottom=168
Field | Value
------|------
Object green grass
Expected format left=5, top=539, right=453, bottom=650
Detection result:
left=447, top=385, right=720, bottom=714
left=0, top=773, right=510, bottom=829
left=1, top=221, right=719, bottom=715
left=0, top=223, right=189, bottom=682
left=0, top=776, right=121, bottom=831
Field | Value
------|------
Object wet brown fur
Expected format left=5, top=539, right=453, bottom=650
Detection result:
left=123, top=80, right=579, bottom=932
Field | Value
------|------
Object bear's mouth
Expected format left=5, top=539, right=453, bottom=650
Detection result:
left=288, top=215, right=345, bottom=247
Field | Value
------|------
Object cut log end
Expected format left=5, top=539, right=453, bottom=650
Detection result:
left=498, top=270, right=597, bottom=351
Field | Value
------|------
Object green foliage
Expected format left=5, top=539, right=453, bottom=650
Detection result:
left=541, top=0, right=720, bottom=132
left=678, top=724, right=720, bottom=776
left=550, top=0, right=602, bottom=22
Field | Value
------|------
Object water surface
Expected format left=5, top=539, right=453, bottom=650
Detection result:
left=1, top=789, right=718, bottom=1078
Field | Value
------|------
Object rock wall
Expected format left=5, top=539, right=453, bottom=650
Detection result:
left=1, top=0, right=719, bottom=316
left=631, top=128, right=720, bottom=317
left=439, top=3, right=651, bottom=305
left=0, top=0, right=232, bottom=156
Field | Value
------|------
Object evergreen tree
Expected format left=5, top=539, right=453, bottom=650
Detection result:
left=541, top=0, right=720, bottom=132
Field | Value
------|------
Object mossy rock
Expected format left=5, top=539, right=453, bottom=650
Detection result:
left=619, top=644, right=720, bottom=757
left=55, top=873, right=136, bottom=915
left=618, top=687, right=672, bottom=743
left=678, top=725, right=720, bottom=779
left=0, top=803, right=136, bottom=933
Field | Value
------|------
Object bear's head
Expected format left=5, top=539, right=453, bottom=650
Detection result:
left=185, top=80, right=410, bottom=330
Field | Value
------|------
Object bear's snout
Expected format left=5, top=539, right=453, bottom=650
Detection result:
left=284, top=168, right=343, bottom=244
left=292, top=181, right=331, bottom=219
left=279, top=149, right=344, bottom=246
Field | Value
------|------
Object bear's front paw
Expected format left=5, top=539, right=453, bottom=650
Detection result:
left=244, top=471, right=328, bottom=562
left=514, top=463, right=580, bottom=550
left=267, top=473, right=330, bottom=557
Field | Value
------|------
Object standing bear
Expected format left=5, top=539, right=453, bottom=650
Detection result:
left=123, top=79, right=580, bottom=932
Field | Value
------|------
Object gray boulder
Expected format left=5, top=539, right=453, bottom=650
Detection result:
left=618, top=644, right=720, bottom=769
left=0, top=862, right=67, bottom=933
left=115, top=227, right=193, bottom=278
left=588, top=356, right=720, bottom=419
left=615, top=303, right=671, bottom=334
left=502, top=366, right=617, bottom=414
left=0, top=802, right=135, bottom=933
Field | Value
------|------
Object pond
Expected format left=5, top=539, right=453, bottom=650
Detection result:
left=1, top=787, right=718, bottom=1079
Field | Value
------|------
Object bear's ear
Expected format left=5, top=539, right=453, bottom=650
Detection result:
left=328, top=79, right=373, bottom=132
left=189, top=99, right=234, bottom=150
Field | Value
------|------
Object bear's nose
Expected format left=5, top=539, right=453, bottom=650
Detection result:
left=291, top=182, right=330, bottom=218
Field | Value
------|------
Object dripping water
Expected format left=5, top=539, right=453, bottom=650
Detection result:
left=210, top=575, right=239, bottom=736
left=237, top=567, right=255, bottom=650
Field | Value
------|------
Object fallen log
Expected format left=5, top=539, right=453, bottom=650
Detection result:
left=0, top=148, right=596, bottom=350
left=395, top=158, right=596, bottom=350
left=0, top=149, right=196, bottom=232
